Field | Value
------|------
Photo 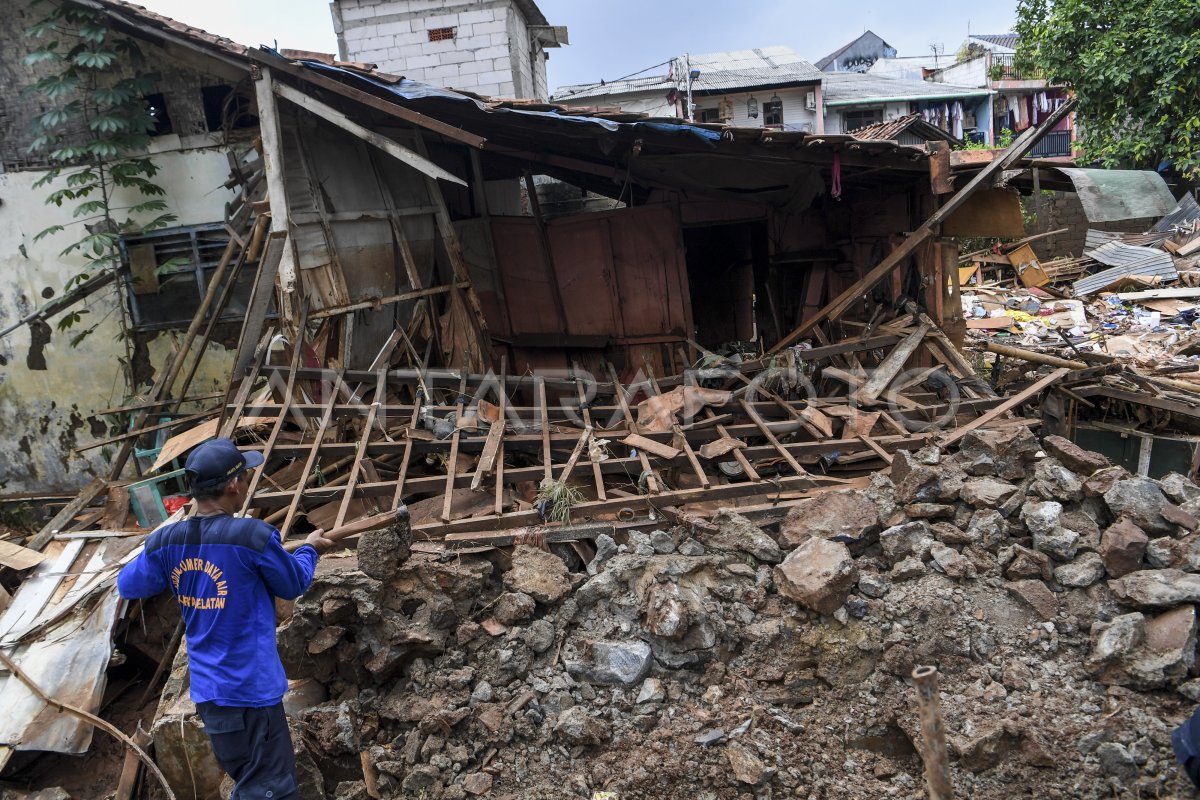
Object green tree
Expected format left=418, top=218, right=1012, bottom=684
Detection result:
left=23, top=0, right=177, bottom=362
left=1014, top=0, right=1200, bottom=179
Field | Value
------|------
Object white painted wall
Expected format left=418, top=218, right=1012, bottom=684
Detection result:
left=933, top=56, right=988, bottom=88
left=0, top=145, right=238, bottom=492
left=823, top=101, right=910, bottom=134
left=556, top=86, right=820, bottom=132
left=333, top=0, right=552, bottom=100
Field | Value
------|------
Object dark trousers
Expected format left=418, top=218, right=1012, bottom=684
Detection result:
left=197, top=701, right=299, bottom=800
left=1174, top=705, right=1200, bottom=789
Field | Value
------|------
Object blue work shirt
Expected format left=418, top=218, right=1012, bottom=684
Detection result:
left=118, top=515, right=318, bottom=707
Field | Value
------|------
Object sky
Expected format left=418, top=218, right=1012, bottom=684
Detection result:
left=136, top=0, right=1019, bottom=92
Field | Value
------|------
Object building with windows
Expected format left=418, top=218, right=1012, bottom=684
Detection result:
left=553, top=47, right=824, bottom=133
left=821, top=72, right=993, bottom=142
left=929, top=34, right=1073, bottom=157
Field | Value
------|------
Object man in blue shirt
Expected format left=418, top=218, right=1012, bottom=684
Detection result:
left=119, top=438, right=331, bottom=799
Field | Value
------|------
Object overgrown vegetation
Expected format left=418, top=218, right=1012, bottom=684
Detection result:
left=23, top=0, right=176, bottom=380
left=1014, top=0, right=1200, bottom=179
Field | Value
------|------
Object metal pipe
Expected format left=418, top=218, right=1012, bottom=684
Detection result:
left=913, top=665, right=954, bottom=800
left=981, top=341, right=1086, bottom=370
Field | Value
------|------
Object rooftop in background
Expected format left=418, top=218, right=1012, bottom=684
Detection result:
left=822, top=71, right=991, bottom=106
left=851, top=113, right=964, bottom=147
left=813, top=30, right=896, bottom=72
left=970, top=33, right=1020, bottom=51
left=552, top=46, right=821, bottom=102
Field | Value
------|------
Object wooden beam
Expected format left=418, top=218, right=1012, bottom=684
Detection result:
left=851, top=322, right=931, bottom=406
left=273, top=81, right=466, bottom=186
left=938, top=368, right=1070, bottom=448
left=769, top=97, right=1078, bottom=352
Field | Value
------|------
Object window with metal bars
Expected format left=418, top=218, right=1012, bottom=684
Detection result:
left=120, top=224, right=268, bottom=331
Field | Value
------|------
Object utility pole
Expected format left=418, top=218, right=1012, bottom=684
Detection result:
left=685, top=52, right=694, bottom=121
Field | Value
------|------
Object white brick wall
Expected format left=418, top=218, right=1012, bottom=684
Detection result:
left=334, top=0, right=553, bottom=98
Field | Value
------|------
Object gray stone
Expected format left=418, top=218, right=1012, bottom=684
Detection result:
left=705, top=509, right=783, bottom=563
left=636, top=677, right=665, bottom=704
left=963, top=452, right=997, bottom=477
left=678, top=538, right=705, bottom=556
left=774, top=537, right=858, bottom=615
left=1179, top=678, right=1200, bottom=702
left=649, top=530, right=676, bottom=554
left=1109, top=569, right=1200, bottom=608
left=865, top=472, right=899, bottom=520
left=1030, top=460, right=1083, bottom=503
left=896, top=466, right=963, bottom=505
left=779, top=490, right=881, bottom=553
left=929, top=542, right=972, bottom=579
left=1095, top=742, right=1138, bottom=782
left=1033, top=525, right=1080, bottom=562
left=1124, top=605, right=1198, bottom=689
left=356, top=516, right=412, bottom=581
left=891, top=556, right=926, bottom=581
left=1005, top=579, right=1059, bottom=621
left=968, top=509, right=1007, bottom=550
left=627, top=530, right=655, bottom=556
left=1104, top=478, right=1173, bottom=535
left=961, top=478, right=1019, bottom=509
left=553, top=706, right=610, bottom=746
left=566, top=639, right=653, bottom=686
left=1021, top=500, right=1063, bottom=538
left=931, top=521, right=974, bottom=546
left=857, top=572, right=890, bottom=598
left=1053, top=552, right=1106, bottom=588
left=726, top=742, right=766, bottom=785
left=469, top=680, right=493, bottom=706
left=879, top=521, right=934, bottom=565
left=1161, top=473, right=1200, bottom=506
left=587, top=534, right=618, bottom=575
left=904, top=502, right=955, bottom=519
left=401, top=766, right=441, bottom=795
left=524, top=618, right=555, bottom=653
left=1146, top=537, right=1179, bottom=570
left=1090, top=613, right=1145, bottom=662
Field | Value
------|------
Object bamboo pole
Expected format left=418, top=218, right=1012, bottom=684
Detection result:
left=913, top=665, right=954, bottom=800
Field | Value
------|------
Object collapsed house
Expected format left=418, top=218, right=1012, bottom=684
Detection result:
left=2, top=1, right=1200, bottom=798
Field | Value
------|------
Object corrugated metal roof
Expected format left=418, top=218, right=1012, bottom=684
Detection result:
left=1152, top=192, right=1200, bottom=233
left=971, top=33, right=1020, bottom=50
left=1072, top=242, right=1178, bottom=295
left=553, top=46, right=820, bottom=102
left=822, top=72, right=991, bottom=106
left=1055, top=168, right=1179, bottom=223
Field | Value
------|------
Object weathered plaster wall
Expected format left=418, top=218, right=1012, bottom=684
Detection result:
left=0, top=147, right=238, bottom=493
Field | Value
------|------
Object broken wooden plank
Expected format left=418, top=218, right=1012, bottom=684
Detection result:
left=621, top=433, right=681, bottom=461
left=273, top=82, right=465, bottom=186
left=938, top=368, right=1070, bottom=448
left=26, top=478, right=107, bottom=552
left=851, top=322, right=931, bottom=406
left=0, top=540, right=49, bottom=572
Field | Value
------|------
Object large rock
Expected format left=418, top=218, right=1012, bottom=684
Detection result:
left=1161, top=472, right=1200, bottom=506
left=1042, top=435, right=1111, bottom=476
left=780, top=490, right=880, bottom=553
left=1021, top=500, right=1063, bottom=538
left=1029, top=460, right=1083, bottom=503
left=879, top=521, right=934, bottom=565
left=1090, top=613, right=1145, bottom=663
left=1005, top=580, right=1059, bottom=621
left=1005, top=545, right=1053, bottom=581
left=1033, top=525, right=1079, bottom=562
left=554, top=706, right=611, bottom=746
left=565, top=639, right=652, bottom=685
left=1104, top=478, right=1173, bottom=535
left=1109, top=569, right=1200, bottom=608
left=1100, top=518, right=1149, bottom=578
left=1128, top=605, right=1198, bottom=688
left=968, top=510, right=1007, bottom=550
left=1053, top=552, right=1106, bottom=588
left=960, top=478, right=1018, bottom=509
left=773, top=537, right=858, bottom=615
left=1083, top=465, right=1132, bottom=498
left=705, top=509, right=784, bottom=563
left=895, top=466, right=963, bottom=505
left=929, top=542, right=972, bottom=579
left=959, top=427, right=1040, bottom=480
left=726, top=742, right=766, bottom=785
left=504, top=545, right=571, bottom=604
left=356, top=513, right=413, bottom=581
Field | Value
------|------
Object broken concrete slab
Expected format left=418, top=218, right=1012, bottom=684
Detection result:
left=773, top=537, right=858, bottom=615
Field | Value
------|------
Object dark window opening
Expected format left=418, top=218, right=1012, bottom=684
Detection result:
left=143, top=93, right=173, bottom=137
left=697, top=107, right=721, bottom=123
left=201, top=85, right=259, bottom=133
left=763, top=97, right=784, bottom=127
left=843, top=108, right=882, bottom=132
left=122, top=223, right=271, bottom=331
left=428, top=26, right=456, bottom=42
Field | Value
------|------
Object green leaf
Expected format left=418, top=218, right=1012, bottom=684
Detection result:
left=23, top=46, right=62, bottom=66
left=72, top=200, right=107, bottom=218
left=154, top=256, right=193, bottom=276
left=72, top=49, right=115, bottom=69
left=87, top=114, right=129, bottom=133
left=143, top=213, right=178, bottom=231
left=127, top=199, right=168, bottom=214
left=32, top=225, right=65, bottom=242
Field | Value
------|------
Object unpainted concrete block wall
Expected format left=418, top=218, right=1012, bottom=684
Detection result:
left=334, top=0, right=549, bottom=100
left=1024, top=191, right=1156, bottom=261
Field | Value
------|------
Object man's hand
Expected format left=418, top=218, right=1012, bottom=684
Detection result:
left=304, top=529, right=335, bottom=554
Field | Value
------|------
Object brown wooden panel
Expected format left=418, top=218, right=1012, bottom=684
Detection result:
left=489, top=217, right=562, bottom=335
left=607, top=205, right=690, bottom=338
left=546, top=216, right=620, bottom=337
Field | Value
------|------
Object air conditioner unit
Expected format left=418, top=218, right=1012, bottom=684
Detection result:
left=805, top=91, right=816, bottom=111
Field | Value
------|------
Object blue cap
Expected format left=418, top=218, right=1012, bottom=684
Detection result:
left=184, top=438, right=265, bottom=491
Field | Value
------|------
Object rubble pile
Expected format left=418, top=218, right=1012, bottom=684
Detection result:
left=272, top=427, right=1200, bottom=799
